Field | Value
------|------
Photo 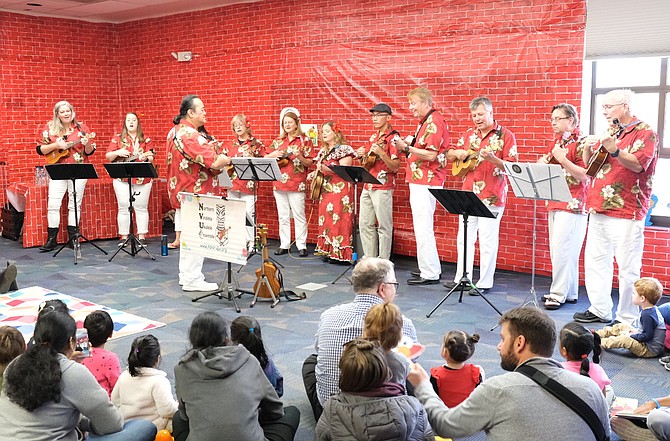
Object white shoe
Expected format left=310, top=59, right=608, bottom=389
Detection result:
left=182, top=281, right=218, bottom=292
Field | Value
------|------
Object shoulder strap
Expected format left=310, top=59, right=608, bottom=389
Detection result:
left=516, top=364, right=609, bottom=441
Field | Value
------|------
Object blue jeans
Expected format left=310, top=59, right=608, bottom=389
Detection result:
left=87, top=419, right=157, bottom=441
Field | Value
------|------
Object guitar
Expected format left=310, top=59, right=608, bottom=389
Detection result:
left=112, top=148, right=155, bottom=163
left=253, top=224, right=281, bottom=299
left=45, top=132, right=96, bottom=165
left=362, top=131, right=399, bottom=171
left=451, top=149, right=479, bottom=177
left=585, top=118, right=624, bottom=177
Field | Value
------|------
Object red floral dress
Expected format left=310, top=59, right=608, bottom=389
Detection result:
left=223, top=137, right=264, bottom=195
left=405, top=110, right=450, bottom=186
left=457, top=123, right=518, bottom=207
left=166, top=121, right=222, bottom=209
left=263, top=136, right=313, bottom=192
left=544, top=128, right=588, bottom=214
left=314, top=144, right=356, bottom=261
left=586, top=120, right=659, bottom=220
left=39, top=123, right=94, bottom=164
left=107, top=134, right=154, bottom=185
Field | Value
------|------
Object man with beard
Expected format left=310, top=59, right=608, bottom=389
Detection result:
left=408, top=307, right=610, bottom=441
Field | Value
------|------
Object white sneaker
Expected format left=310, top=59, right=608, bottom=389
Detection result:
left=182, top=281, right=218, bottom=292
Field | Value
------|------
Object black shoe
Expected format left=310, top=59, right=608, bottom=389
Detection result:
left=411, top=271, right=442, bottom=278
left=469, top=287, right=489, bottom=296
left=0, top=264, right=17, bottom=294
left=443, top=281, right=458, bottom=289
left=407, top=277, right=440, bottom=286
left=274, top=248, right=288, bottom=256
left=138, top=239, right=147, bottom=248
left=573, top=310, right=610, bottom=323
left=299, top=249, right=308, bottom=257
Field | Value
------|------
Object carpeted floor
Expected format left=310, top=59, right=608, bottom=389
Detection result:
left=2, top=230, right=669, bottom=441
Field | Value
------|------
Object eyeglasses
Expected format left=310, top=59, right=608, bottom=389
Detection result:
left=601, top=103, right=624, bottom=110
left=549, top=117, right=570, bottom=123
left=383, top=282, right=400, bottom=288
left=371, top=113, right=389, bottom=119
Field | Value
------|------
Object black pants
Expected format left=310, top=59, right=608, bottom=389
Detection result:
left=302, top=354, right=323, bottom=421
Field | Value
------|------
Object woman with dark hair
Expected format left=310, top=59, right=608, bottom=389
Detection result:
left=309, top=121, right=356, bottom=263
left=316, top=338, right=433, bottom=441
left=173, top=311, right=300, bottom=441
left=105, top=112, right=155, bottom=247
left=0, top=311, right=156, bottom=441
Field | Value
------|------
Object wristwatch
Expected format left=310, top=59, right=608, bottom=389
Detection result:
left=611, top=148, right=620, bottom=158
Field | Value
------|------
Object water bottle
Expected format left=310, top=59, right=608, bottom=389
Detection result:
left=161, top=235, right=168, bottom=256
left=35, top=166, right=44, bottom=186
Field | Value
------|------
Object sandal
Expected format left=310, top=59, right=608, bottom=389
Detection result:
left=168, top=241, right=180, bottom=249
left=543, top=295, right=563, bottom=310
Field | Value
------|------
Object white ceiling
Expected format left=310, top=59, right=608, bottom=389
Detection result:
left=0, top=0, right=257, bottom=23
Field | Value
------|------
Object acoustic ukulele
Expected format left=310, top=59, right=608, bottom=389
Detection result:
left=113, top=148, right=155, bottom=163
left=451, top=149, right=479, bottom=177
left=253, top=224, right=281, bottom=300
left=45, top=132, right=96, bottom=165
left=362, top=131, right=399, bottom=171
left=585, top=118, right=625, bottom=177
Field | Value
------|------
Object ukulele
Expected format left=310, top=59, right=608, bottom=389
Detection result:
left=451, top=149, right=479, bottom=177
left=113, top=148, right=155, bottom=163
left=309, top=143, right=338, bottom=201
left=362, top=131, right=399, bottom=171
left=45, top=132, right=96, bottom=165
left=585, top=118, right=625, bottom=177
left=253, top=224, right=281, bottom=299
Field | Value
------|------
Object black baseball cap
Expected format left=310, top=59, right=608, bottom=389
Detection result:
left=369, top=103, right=392, bottom=115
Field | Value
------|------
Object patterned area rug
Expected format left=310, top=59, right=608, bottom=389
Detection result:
left=0, top=286, right=165, bottom=340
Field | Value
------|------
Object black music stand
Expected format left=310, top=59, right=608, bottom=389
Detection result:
left=231, top=157, right=283, bottom=268
left=426, top=189, right=503, bottom=318
left=46, top=163, right=108, bottom=265
left=104, top=162, right=158, bottom=262
left=328, top=165, right=381, bottom=284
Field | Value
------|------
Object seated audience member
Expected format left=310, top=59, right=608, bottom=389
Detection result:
left=112, top=335, right=178, bottom=432
left=657, top=302, right=670, bottom=363
left=302, top=256, right=418, bottom=420
left=559, top=322, right=613, bottom=404
left=0, top=310, right=156, bottom=441
left=231, top=316, right=284, bottom=397
left=81, top=310, right=122, bottom=397
left=618, top=395, right=670, bottom=441
left=0, top=326, right=26, bottom=390
left=0, top=261, right=18, bottom=294
left=408, top=307, right=610, bottom=441
left=316, top=338, right=434, bottom=441
left=597, top=277, right=665, bottom=358
left=430, top=330, right=484, bottom=408
left=173, top=311, right=300, bottom=441
left=363, top=302, right=410, bottom=388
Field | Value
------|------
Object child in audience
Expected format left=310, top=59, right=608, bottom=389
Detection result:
left=112, top=334, right=178, bottom=431
left=316, top=338, right=434, bottom=441
left=0, top=326, right=26, bottom=390
left=597, top=277, right=666, bottom=358
left=363, top=302, right=410, bottom=387
left=81, top=310, right=122, bottom=397
left=430, top=329, right=484, bottom=408
left=27, top=299, right=70, bottom=349
left=559, top=322, right=613, bottom=403
left=230, top=316, right=284, bottom=397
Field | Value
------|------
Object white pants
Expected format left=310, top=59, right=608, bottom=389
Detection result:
left=174, top=208, right=181, bottom=233
left=273, top=190, right=307, bottom=250
left=112, top=179, right=152, bottom=236
left=228, top=190, right=255, bottom=247
left=548, top=210, right=587, bottom=302
left=585, top=213, right=644, bottom=324
left=179, top=249, right=205, bottom=286
left=359, top=188, right=394, bottom=260
left=409, top=183, right=441, bottom=280
left=47, top=178, right=87, bottom=228
left=454, top=205, right=504, bottom=289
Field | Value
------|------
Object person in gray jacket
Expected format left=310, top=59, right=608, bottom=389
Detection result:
left=408, top=307, right=611, bottom=441
left=316, top=338, right=434, bottom=441
left=173, top=311, right=300, bottom=441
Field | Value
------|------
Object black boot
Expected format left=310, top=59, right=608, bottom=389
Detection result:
left=39, top=228, right=59, bottom=252
left=67, top=225, right=77, bottom=249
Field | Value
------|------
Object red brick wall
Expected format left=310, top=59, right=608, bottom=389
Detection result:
left=2, top=0, right=669, bottom=288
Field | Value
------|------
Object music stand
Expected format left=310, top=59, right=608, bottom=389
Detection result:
left=328, top=165, right=381, bottom=284
left=426, top=189, right=503, bottom=318
left=231, top=157, right=283, bottom=268
left=104, top=162, right=159, bottom=262
left=46, top=163, right=108, bottom=265
left=503, top=162, right=571, bottom=307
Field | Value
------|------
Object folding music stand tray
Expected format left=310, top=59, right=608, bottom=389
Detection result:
left=328, top=165, right=381, bottom=284
left=104, top=162, right=159, bottom=262
left=46, top=163, right=108, bottom=265
left=426, top=189, right=503, bottom=318
left=231, top=157, right=283, bottom=268
left=503, top=162, right=571, bottom=307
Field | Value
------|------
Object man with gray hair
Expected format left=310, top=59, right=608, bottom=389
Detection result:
left=447, top=97, right=517, bottom=295
left=302, top=257, right=417, bottom=420
left=574, top=89, right=659, bottom=324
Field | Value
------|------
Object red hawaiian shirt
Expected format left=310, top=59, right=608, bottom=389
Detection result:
left=107, top=134, right=154, bottom=186
left=458, top=123, right=518, bottom=207
left=39, top=123, right=94, bottom=164
left=223, top=137, right=264, bottom=195
left=586, top=119, right=659, bottom=220
left=405, top=110, right=450, bottom=186
left=364, top=128, right=400, bottom=191
left=545, top=128, right=588, bottom=214
left=263, top=136, right=313, bottom=192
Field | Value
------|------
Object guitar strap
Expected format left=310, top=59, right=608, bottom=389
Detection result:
left=410, top=109, right=436, bottom=147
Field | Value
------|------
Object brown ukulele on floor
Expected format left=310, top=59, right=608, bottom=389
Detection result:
left=254, top=224, right=281, bottom=299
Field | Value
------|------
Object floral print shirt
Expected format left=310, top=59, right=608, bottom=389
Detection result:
left=223, top=137, right=264, bottom=195
left=586, top=119, right=659, bottom=220
left=263, top=136, right=313, bottom=192
left=404, top=110, right=450, bottom=186
left=545, top=128, right=588, bottom=214
left=364, top=128, right=400, bottom=191
left=39, top=122, right=94, bottom=164
left=107, top=134, right=154, bottom=185
left=458, top=123, right=518, bottom=207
